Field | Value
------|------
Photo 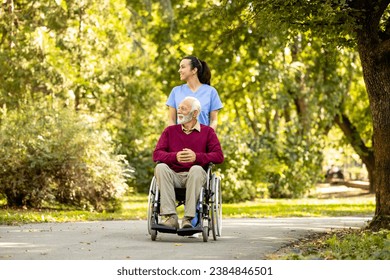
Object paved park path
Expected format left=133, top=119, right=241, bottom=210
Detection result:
left=0, top=216, right=371, bottom=260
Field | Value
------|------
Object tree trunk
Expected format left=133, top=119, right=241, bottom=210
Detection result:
left=362, top=58, right=390, bottom=230
left=355, top=1, right=390, bottom=229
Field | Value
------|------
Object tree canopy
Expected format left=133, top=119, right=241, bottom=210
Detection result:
left=1, top=0, right=388, bottom=229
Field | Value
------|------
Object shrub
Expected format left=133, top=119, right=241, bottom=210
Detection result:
left=218, top=129, right=323, bottom=202
left=0, top=105, right=133, bottom=211
left=218, top=134, right=271, bottom=203
left=266, top=134, right=323, bottom=199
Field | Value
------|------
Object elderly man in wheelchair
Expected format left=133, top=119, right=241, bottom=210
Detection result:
left=149, top=96, right=224, bottom=241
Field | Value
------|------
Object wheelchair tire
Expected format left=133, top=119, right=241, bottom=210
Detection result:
left=215, top=176, right=222, bottom=237
left=210, top=206, right=217, bottom=240
left=147, top=176, right=157, bottom=236
left=151, top=229, right=157, bottom=241
left=210, top=175, right=219, bottom=240
left=202, top=226, right=209, bottom=242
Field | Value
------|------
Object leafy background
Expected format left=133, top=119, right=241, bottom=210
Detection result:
left=0, top=0, right=371, bottom=209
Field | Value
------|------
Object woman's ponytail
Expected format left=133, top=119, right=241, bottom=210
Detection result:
left=199, top=60, right=211, bottom=85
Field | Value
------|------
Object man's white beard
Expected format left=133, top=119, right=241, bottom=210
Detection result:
left=177, top=111, right=194, bottom=124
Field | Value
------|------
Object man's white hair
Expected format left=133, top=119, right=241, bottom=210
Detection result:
left=183, top=96, right=201, bottom=114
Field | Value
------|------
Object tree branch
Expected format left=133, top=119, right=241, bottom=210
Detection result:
left=333, top=113, right=374, bottom=170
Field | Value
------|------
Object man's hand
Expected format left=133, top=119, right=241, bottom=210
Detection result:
left=176, top=148, right=196, bottom=163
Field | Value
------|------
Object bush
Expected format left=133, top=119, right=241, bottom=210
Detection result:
left=218, top=129, right=323, bottom=202
left=0, top=105, right=133, bottom=211
left=218, top=134, right=271, bottom=203
left=266, top=134, right=324, bottom=199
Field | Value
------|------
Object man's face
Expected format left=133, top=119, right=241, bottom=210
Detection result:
left=177, top=101, right=194, bottom=124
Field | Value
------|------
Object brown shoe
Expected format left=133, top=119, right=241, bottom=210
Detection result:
left=160, top=214, right=179, bottom=229
left=181, top=217, right=193, bottom=229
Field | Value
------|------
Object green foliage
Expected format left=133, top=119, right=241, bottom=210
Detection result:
left=324, top=230, right=390, bottom=259
left=281, top=229, right=390, bottom=260
left=212, top=0, right=373, bottom=201
left=0, top=0, right=165, bottom=196
left=126, top=0, right=371, bottom=201
left=266, top=129, right=324, bottom=198
left=0, top=105, right=132, bottom=211
left=0, top=0, right=374, bottom=206
left=218, top=133, right=266, bottom=203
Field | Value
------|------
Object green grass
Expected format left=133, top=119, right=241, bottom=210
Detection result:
left=223, top=197, right=375, bottom=217
left=0, top=194, right=149, bottom=225
left=0, top=193, right=375, bottom=225
left=269, top=229, right=390, bottom=260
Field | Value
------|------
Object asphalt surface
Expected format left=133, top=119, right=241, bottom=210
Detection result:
left=0, top=217, right=371, bottom=260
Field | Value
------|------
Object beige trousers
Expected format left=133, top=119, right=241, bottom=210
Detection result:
left=154, top=163, right=206, bottom=218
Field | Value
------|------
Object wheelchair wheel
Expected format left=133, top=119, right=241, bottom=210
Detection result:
left=215, top=176, right=222, bottom=236
left=151, top=229, right=157, bottom=241
left=210, top=207, right=217, bottom=241
left=210, top=175, right=218, bottom=240
left=199, top=190, right=209, bottom=242
left=210, top=176, right=222, bottom=239
left=147, top=176, right=158, bottom=241
left=201, top=215, right=209, bottom=242
left=202, top=225, right=209, bottom=242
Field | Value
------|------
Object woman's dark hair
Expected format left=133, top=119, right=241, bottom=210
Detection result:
left=183, top=56, right=211, bottom=85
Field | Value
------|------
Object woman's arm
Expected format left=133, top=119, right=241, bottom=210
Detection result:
left=209, top=110, right=219, bottom=130
left=168, top=106, right=177, bottom=126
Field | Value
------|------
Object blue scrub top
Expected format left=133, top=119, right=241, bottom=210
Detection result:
left=166, top=84, right=223, bottom=126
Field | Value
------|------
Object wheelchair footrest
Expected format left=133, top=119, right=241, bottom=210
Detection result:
left=152, top=223, right=203, bottom=236
left=151, top=224, right=178, bottom=234
left=176, top=225, right=203, bottom=236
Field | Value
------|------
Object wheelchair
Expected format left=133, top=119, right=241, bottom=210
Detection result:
left=147, top=163, right=222, bottom=242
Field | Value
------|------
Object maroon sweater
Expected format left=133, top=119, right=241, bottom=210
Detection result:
left=153, top=124, right=224, bottom=172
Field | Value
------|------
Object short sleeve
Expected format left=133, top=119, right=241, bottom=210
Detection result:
left=210, top=88, right=223, bottom=111
left=166, top=88, right=177, bottom=108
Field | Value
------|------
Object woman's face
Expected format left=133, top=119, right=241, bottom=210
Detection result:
left=178, top=59, right=196, bottom=81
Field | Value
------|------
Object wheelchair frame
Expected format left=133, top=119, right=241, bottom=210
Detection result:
left=147, top=163, right=222, bottom=242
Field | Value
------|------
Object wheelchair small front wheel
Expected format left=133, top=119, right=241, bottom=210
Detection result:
left=210, top=199, right=217, bottom=240
left=202, top=226, right=209, bottom=242
left=151, top=229, right=157, bottom=241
